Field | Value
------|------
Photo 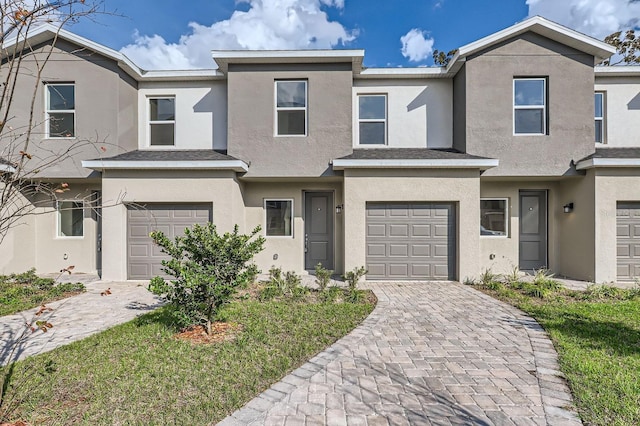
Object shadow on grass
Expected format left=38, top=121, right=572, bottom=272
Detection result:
left=526, top=308, right=640, bottom=356
left=133, top=306, right=181, bottom=332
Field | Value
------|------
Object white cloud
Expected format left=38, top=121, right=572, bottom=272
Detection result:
left=400, top=28, right=434, bottom=62
left=527, top=0, right=640, bottom=40
left=120, top=0, right=355, bottom=70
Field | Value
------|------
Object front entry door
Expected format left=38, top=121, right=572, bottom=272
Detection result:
left=304, top=192, right=334, bottom=270
left=519, top=190, right=548, bottom=270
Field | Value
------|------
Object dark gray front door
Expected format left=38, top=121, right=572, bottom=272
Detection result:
left=304, top=192, right=334, bottom=270
left=519, top=190, right=548, bottom=270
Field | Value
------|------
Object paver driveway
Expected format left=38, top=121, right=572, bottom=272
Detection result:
left=221, top=282, right=580, bottom=426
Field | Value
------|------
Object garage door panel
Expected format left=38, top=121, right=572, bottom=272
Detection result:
left=127, top=204, right=212, bottom=280
left=389, top=224, right=409, bottom=237
left=389, top=244, right=408, bottom=257
left=366, top=202, right=455, bottom=280
left=617, top=202, right=640, bottom=282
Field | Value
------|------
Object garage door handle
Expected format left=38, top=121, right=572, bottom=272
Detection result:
left=304, top=234, right=308, bottom=253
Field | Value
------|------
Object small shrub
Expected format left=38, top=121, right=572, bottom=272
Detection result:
left=149, top=223, right=265, bottom=334
left=504, top=266, right=522, bottom=287
left=319, top=286, right=343, bottom=303
left=314, top=263, right=333, bottom=292
left=258, top=267, right=306, bottom=300
left=479, top=268, right=498, bottom=287
left=531, top=268, right=562, bottom=291
left=342, top=266, right=367, bottom=292
left=462, top=277, right=477, bottom=286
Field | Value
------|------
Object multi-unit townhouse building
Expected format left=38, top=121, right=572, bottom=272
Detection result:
left=1, top=16, right=640, bottom=284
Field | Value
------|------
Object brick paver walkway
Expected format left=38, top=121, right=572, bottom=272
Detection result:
left=220, top=282, right=580, bottom=425
left=1, top=281, right=163, bottom=366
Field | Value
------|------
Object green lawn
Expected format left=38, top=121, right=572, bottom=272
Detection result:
left=1, top=295, right=375, bottom=425
left=473, top=280, right=640, bottom=426
left=0, top=269, right=85, bottom=316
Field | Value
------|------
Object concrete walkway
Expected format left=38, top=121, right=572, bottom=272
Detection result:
left=220, top=282, right=581, bottom=426
left=1, top=280, right=163, bottom=366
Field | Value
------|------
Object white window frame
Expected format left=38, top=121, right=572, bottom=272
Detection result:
left=45, top=83, right=76, bottom=139
left=595, top=92, right=605, bottom=144
left=274, top=80, right=307, bottom=137
left=56, top=200, right=84, bottom=238
left=357, top=94, right=387, bottom=146
left=480, top=198, right=508, bottom=238
left=148, top=96, right=176, bottom=147
left=264, top=198, right=294, bottom=238
left=513, top=78, right=547, bottom=136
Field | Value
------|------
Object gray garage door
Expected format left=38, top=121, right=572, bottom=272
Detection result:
left=617, top=203, right=640, bottom=281
left=127, top=204, right=212, bottom=280
left=366, top=203, right=456, bottom=280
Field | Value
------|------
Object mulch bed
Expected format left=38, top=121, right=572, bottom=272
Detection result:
left=173, top=322, right=243, bottom=344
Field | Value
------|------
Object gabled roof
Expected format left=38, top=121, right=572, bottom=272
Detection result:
left=447, top=16, right=616, bottom=74
left=2, top=23, right=224, bottom=81
left=332, top=149, right=498, bottom=170
left=82, top=150, right=248, bottom=172
left=212, top=49, right=364, bottom=74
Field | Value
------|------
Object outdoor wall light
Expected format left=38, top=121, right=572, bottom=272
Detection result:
left=563, top=203, right=574, bottom=213
left=335, top=204, right=343, bottom=214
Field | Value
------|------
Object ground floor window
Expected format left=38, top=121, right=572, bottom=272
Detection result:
left=265, top=199, right=293, bottom=236
left=58, top=201, right=83, bottom=237
left=480, top=198, right=508, bottom=236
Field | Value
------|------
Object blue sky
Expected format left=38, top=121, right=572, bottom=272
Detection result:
left=67, top=0, right=640, bottom=70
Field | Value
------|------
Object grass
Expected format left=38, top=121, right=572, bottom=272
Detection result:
left=470, top=274, right=640, bottom=425
left=0, top=269, right=85, bottom=316
left=1, top=291, right=375, bottom=425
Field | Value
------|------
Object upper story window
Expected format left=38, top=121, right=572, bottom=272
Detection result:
left=358, top=94, right=387, bottom=145
left=513, top=78, right=546, bottom=135
left=46, top=83, right=75, bottom=138
left=276, top=81, right=307, bottom=136
left=149, top=97, right=175, bottom=146
left=595, top=92, right=605, bottom=143
left=57, top=201, right=83, bottom=237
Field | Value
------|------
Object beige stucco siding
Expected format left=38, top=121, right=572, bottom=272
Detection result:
left=459, top=33, right=595, bottom=176
left=344, top=169, right=481, bottom=281
left=595, top=76, right=640, bottom=147
left=352, top=79, right=453, bottom=149
left=594, top=169, right=640, bottom=283
left=0, top=40, right=138, bottom=179
left=137, top=81, right=227, bottom=150
left=227, top=64, right=352, bottom=177
left=243, top=181, right=344, bottom=274
left=480, top=180, right=562, bottom=275
left=0, top=181, right=100, bottom=275
left=100, top=170, right=244, bottom=281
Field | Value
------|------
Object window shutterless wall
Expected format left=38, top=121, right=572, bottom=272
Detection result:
left=137, top=81, right=227, bottom=150
left=594, top=78, right=640, bottom=147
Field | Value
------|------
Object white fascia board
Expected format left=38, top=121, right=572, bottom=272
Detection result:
left=449, top=16, right=616, bottom=70
left=0, top=164, right=16, bottom=173
left=575, top=158, right=640, bottom=170
left=82, top=160, right=249, bottom=173
left=332, top=158, right=499, bottom=170
left=358, top=67, right=450, bottom=79
left=595, top=66, right=640, bottom=77
left=213, top=49, right=365, bottom=73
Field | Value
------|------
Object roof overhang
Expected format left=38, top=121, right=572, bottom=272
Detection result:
left=357, top=67, right=450, bottom=79
left=447, top=16, right=616, bottom=73
left=575, top=158, right=640, bottom=170
left=212, top=49, right=365, bottom=74
left=0, top=163, right=16, bottom=174
left=595, top=65, right=640, bottom=78
left=81, top=159, right=249, bottom=173
left=332, top=158, right=499, bottom=170
left=2, top=24, right=225, bottom=81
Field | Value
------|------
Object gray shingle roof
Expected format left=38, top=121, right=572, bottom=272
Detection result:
left=92, top=149, right=239, bottom=162
left=337, top=148, right=493, bottom=161
left=580, top=147, right=640, bottom=161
